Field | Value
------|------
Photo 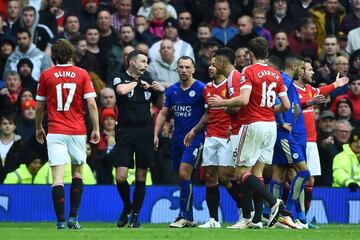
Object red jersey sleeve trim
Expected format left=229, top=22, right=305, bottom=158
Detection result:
left=84, top=92, right=97, bottom=99
left=36, top=95, right=47, bottom=101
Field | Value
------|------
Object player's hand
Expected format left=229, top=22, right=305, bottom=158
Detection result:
left=139, top=80, right=151, bottom=90
left=90, top=130, right=100, bottom=144
left=208, top=95, right=224, bottom=107
left=282, top=123, right=292, bottom=133
left=334, top=72, right=349, bottom=88
left=154, top=135, right=159, bottom=150
left=308, top=94, right=326, bottom=106
left=36, top=128, right=46, bottom=144
left=151, top=81, right=165, bottom=93
left=348, top=182, right=359, bottom=192
left=184, top=129, right=196, bottom=147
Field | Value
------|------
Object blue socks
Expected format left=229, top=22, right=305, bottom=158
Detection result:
left=286, top=170, right=310, bottom=213
left=180, top=180, right=193, bottom=221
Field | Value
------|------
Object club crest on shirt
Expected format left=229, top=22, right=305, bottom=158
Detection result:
left=293, top=153, right=299, bottom=159
left=189, top=90, right=196, bottom=97
left=113, top=77, right=121, bottom=85
left=221, top=89, right=227, bottom=97
left=144, top=91, right=152, bottom=100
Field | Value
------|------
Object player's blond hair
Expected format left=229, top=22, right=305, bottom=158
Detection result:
left=51, top=39, right=74, bottom=64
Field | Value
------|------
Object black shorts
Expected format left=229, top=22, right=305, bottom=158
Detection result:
left=112, top=125, right=154, bottom=169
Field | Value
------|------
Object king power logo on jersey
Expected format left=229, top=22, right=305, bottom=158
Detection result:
left=173, top=105, right=192, bottom=117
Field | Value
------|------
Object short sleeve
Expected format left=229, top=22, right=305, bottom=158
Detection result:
left=276, top=76, right=287, bottom=98
left=36, top=72, right=47, bottom=101
left=83, top=71, right=96, bottom=99
left=164, top=88, right=172, bottom=108
left=240, top=67, right=252, bottom=91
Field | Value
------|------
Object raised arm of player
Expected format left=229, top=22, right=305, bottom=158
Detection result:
left=115, top=81, right=138, bottom=95
left=184, top=111, right=208, bottom=147
left=87, top=97, right=100, bottom=144
left=35, top=100, right=46, bottom=144
left=154, top=107, right=170, bottom=150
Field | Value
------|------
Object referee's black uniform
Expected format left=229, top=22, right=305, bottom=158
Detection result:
left=112, top=71, right=161, bottom=169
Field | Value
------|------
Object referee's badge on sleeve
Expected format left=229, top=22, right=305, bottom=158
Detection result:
left=113, top=77, right=121, bottom=85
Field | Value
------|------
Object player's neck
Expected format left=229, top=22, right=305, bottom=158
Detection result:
left=295, top=79, right=305, bottom=87
left=180, top=78, right=195, bottom=90
left=214, top=76, right=226, bottom=85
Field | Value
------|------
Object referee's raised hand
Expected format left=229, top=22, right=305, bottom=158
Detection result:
left=151, top=81, right=165, bottom=93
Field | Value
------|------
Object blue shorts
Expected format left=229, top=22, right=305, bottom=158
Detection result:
left=272, top=129, right=306, bottom=166
left=171, top=136, right=203, bottom=171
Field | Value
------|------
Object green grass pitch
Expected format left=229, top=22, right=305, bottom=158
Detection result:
left=1, top=223, right=360, bottom=240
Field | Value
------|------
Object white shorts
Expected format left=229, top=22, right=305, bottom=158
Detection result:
left=202, top=137, right=234, bottom=167
left=306, top=142, right=321, bottom=176
left=231, top=121, right=277, bottom=167
left=47, top=134, right=87, bottom=167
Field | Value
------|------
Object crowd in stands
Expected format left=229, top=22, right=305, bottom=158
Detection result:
left=0, top=0, right=359, bottom=187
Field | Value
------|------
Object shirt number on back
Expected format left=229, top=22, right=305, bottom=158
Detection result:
left=260, top=82, right=276, bottom=108
left=56, top=83, right=76, bottom=111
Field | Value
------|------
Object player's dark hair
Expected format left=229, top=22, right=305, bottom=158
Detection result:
left=284, top=54, right=303, bottom=69
left=51, top=38, right=74, bottom=64
left=127, top=50, right=147, bottom=65
left=177, top=56, right=195, bottom=66
left=214, top=47, right=235, bottom=65
left=267, top=55, right=282, bottom=71
left=247, top=37, right=268, bottom=60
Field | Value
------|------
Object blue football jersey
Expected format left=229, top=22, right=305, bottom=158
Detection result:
left=165, top=80, right=206, bottom=142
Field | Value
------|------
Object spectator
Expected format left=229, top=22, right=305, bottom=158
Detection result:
left=135, top=42, right=149, bottom=55
left=134, top=15, right=160, bottom=47
left=111, top=0, right=135, bottom=32
left=148, top=39, right=179, bottom=88
left=326, top=56, right=349, bottom=99
left=15, top=99, right=36, bottom=141
left=16, top=58, right=37, bottom=96
left=97, top=9, right=118, bottom=57
left=12, top=5, right=54, bottom=52
left=107, top=45, right=134, bottom=85
left=99, top=87, right=118, bottom=118
left=317, top=110, right=336, bottom=149
left=332, top=128, right=360, bottom=190
left=149, top=17, right=195, bottom=62
left=0, top=36, right=16, bottom=78
left=209, top=0, right=238, bottom=46
left=53, top=14, right=81, bottom=41
left=264, top=0, right=296, bottom=35
left=38, top=0, right=65, bottom=35
left=0, top=13, right=10, bottom=39
left=349, top=49, right=360, bottom=75
left=268, top=31, right=293, bottom=69
left=309, top=0, right=346, bottom=50
left=346, top=27, right=360, bottom=54
left=6, top=0, right=21, bottom=31
left=196, top=22, right=213, bottom=47
left=79, top=0, right=100, bottom=33
left=4, top=29, right=52, bottom=81
left=226, top=15, right=258, bottom=51
left=340, top=0, right=360, bottom=34
left=289, top=0, right=321, bottom=23
left=0, top=113, right=23, bottom=183
left=288, top=17, right=318, bottom=60
left=234, top=47, right=251, bottom=71
left=337, top=31, right=348, bottom=51
left=178, top=10, right=199, bottom=50
left=254, top=0, right=271, bottom=11
left=252, top=7, right=272, bottom=48
left=316, top=118, right=352, bottom=186
left=331, top=74, right=360, bottom=121
left=0, top=71, right=22, bottom=114
left=194, top=39, right=220, bottom=83
left=148, top=1, right=170, bottom=39
left=3, top=151, right=43, bottom=184
left=334, top=97, right=360, bottom=128
left=137, top=0, right=177, bottom=20
left=71, top=36, right=98, bottom=75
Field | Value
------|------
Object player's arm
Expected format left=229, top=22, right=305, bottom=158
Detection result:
left=208, top=88, right=251, bottom=108
left=184, top=110, right=208, bottom=147
left=115, top=81, right=138, bottom=95
left=275, top=95, right=291, bottom=113
left=87, top=97, right=100, bottom=144
left=319, top=72, right=349, bottom=95
left=151, top=81, right=165, bottom=109
left=35, top=100, right=46, bottom=144
left=154, top=107, right=170, bottom=150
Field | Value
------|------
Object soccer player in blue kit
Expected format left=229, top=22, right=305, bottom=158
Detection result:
left=154, top=56, right=205, bottom=228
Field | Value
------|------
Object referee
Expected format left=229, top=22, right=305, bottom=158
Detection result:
left=112, top=50, right=164, bottom=228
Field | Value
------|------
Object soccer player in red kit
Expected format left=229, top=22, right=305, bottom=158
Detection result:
left=209, top=37, right=290, bottom=228
left=35, top=39, right=100, bottom=229
left=293, top=58, right=348, bottom=220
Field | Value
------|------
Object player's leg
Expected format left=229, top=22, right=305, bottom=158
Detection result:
left=47, top=134, right=70, bottom=229
left=265, top=165, right=286, bottom=220
left=179, top=162, right=194, bottom=223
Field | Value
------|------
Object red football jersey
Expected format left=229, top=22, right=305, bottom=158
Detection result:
left=36, top=64, right=96, bottom=135
left=204, top=79, right=230, bottom=138
left=294, top=83, right=335, bottom=142
left=226, top=69, right=242, bottom=134
left=238, top=63, right=287, bottom=125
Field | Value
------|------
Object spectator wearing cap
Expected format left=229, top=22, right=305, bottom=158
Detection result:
left=149, top=17, right=195, bottom=63
left=317, top=110, right=336, bottom=147
left=15, top=99, right=36, bottom=141
left=334, top=97, right=360, bottom=128
left=0, top=36, right=16, bottom=78
left=3, top=151, right=43, bottom=184
left=331, top=74, right=360, bottom=121
left=79, top=0, right=99, bottom=33
left=309, top=0, right=346, bottom=51
left=346, top=27, right=360, bottom=54
left=337, top=31, right=348, bottom=51
left=349, top=49, right=360, bottom=75
left=148, top=39, right=179, bottom=88
left=332, top=128, right=360, bottom=191
left=316, top=118, right=352, bottom=186
left=148, top=1, right=171, bottom=39
left=209, top=0, right=238, bottom=46
left=340, top=0, right=360, bottom=34
left=226, top=15, right=259, bottom=51
left=264, top=0, right=296, bottom=35
left=111, top=0, right=135, bottom=33
left=17, top=58, right=37, bottom=96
